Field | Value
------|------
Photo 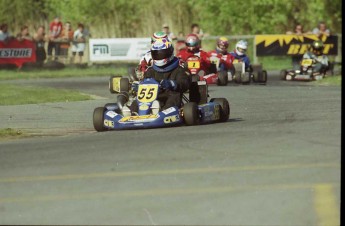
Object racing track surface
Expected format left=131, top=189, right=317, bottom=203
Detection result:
left=0, top=72, right=341, bottom=225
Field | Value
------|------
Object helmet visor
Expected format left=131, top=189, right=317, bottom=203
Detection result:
left=151, top=48, right=173, bottom=60
left=237, top=47, right=246, bottom=54
left=186, top=41, right=199, bottom=47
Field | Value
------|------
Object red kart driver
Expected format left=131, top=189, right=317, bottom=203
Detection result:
left=177, top=34, right=211, bottom=74
left=208, top=37, right=234, bottom=71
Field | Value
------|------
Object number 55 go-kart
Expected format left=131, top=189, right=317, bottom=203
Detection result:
left=93, top=76, right=230, bottom=131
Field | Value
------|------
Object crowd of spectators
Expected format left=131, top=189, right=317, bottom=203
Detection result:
left=0, top=16, right=90, bottom=66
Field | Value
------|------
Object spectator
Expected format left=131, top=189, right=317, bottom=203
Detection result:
left=286, top=23, right=306, bottom=69
left=162, top=23, right=177, bottom=40
left=175, top=31, right=186, bottom=55
left=71, top=23, right=87, bottom=64
left=33, top=25, right=47, bottom=66
left=47, top=16, right=63, bottom=61
left=312, top=21, right=330, bottom=37
left=0, top=23, right=12, bottom=42
left=16, top=25, right=33, bottom=41
left=58, top=22, right=73, bottom=64
left=191, top=23, right=204, bottom=40
left=286, top=23, right=306, bottom=35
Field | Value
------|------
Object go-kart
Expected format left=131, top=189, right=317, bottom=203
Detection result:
left=229, top=59, right=267, bottom=84
left=93, top=76, right=230, bottom=131
left=280, top=58, right=324, bottom=81
left=186, top=56, right=228, bottom=86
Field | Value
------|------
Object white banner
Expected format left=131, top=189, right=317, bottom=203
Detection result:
left=89, top=38, right=151, bottom=62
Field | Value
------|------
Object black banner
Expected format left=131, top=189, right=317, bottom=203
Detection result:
left=255, top=34, right=338, bottom=56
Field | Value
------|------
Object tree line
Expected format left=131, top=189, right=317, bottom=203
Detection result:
left=0, top=0, right=342, bottom=38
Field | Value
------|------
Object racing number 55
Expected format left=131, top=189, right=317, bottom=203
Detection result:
left=137, top=84, right=158, bottom=103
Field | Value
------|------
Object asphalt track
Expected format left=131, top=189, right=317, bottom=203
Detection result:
left=0, top=72, right=341, bottom=225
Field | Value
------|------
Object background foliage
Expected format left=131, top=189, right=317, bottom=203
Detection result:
left=0, top=0, right=341, bottom=38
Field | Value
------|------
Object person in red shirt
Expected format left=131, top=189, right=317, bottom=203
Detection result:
left=176, top=34, right=211, bottom=74
left=47, top=16, right=63, bottom=61
left=208, top=37, right=234, bottom=72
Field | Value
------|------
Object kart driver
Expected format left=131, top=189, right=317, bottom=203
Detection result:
left=137, top=31, right=170, bottom=79
left=302, top=40, right=329, bottom=74
left=141, top=37, right=190, bottom=110
left=230, top=40, right=251, bottom=70
left=208, top=36, right=235, bottom=72
left=177, top=34, right=212, bottom=74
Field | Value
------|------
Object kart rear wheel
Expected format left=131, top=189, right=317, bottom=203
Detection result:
left=210, top=98, right=230, bottom=122
left=93, top=107, right=106, bottom=132
left=217, top=71, right=228, bottom=86
left=280, top=70, right=287, bottom=80
left=120, top=78, right=130, bottom=92
left=252, top=71, right=259, bottom=82
left=242, top=72, right=251, bottom=85
left=234, top=72, right=242, bottom=83
left=183, top=102, right=199, bottom=126
left=261, top=70, right=268, bottom=83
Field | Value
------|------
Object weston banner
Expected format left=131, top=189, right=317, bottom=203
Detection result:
left=255, top=35, right=338, bottom=56
left=89, top=38, right=151, bottom=62
left=0, top=39, right=36, bottom=67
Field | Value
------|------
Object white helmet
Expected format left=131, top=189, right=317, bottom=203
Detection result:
left=235, top=40, right=248, bottom=56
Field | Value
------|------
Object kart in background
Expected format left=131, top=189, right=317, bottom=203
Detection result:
left=93, top=76, right=230, bottom=131
left=280, top=59, right=324, bottom=81
left=185, top=56, right=228, bottom=86
left=229, top=59, right=267, bottom=85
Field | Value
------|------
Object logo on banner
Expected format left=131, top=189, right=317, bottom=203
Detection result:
left=93, top=44, right=109, bottom=55
left=0, top=48, right=32, bottom=58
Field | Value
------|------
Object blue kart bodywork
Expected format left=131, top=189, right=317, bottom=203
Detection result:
left=93, top=77, right=229, bottom=131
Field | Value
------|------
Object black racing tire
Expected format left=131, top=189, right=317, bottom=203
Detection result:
left=280, top=69, right=287, bottom=80
left=235, top=71, right=242, bottom=83
left=261, top=70, right=268, bottom=83
left=217, top=71, right=228, bottom=86
left=183, top=102, right=200, bottom=126
left=242, top=72, right=251, bottom=85
left=120, top=77, right=130, bottom=92
left=210, top=98, right=230, bottom=122
left=93, top=107, right=106, bottom=132
left=252, top=71, right=259, bottom=82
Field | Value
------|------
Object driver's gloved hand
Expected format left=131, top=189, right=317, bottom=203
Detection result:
left=131, top=81, right=139, bottom=92
left=160, top=79, right=177, bottom=91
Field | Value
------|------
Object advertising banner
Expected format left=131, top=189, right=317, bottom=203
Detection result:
left=255, top=34, right=338, bottom=56
left=0, top=39, right=36, bottom=67
left=89, top=38, right=151, bottom=62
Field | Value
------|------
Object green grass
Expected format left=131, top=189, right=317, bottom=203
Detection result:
left=0, top=128, right=28, bottom=140
left=315, top=75, right=342, bottom=86
left=0, top=65, right=128, bottom=81
left=0, top=84, right=92, bottom=105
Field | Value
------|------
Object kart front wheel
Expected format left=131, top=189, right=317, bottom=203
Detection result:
left=280, top=70, right=287, bottom=80
left=93, top=107, right=106, bottom=132
left=217, top=71, right=228, bottom=86
left=210, top=98, right=230, bottom=122
left=183, top=102, right=200, bottom=126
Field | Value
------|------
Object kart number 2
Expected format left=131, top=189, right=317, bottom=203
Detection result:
left=137, top=84, right=158, bottom=103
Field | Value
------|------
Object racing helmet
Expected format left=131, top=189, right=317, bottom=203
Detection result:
left=185, top=34, right=201, bottom=53
left=216, top=36, right=229, bottom=54
left=151, top=38, right=174, bottom=67
left=311, top=40, right=324, bottom=56
left=235, top=40, right=248, bottom=56
left=151, top=31, right=169, bottom=44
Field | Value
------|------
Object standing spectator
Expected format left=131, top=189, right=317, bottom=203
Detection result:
left=58, top=22, right=73, bottom=64
left=47, top=16, right=63, bottom=61
left=33, top=25, right=47, bottom=66
left=162, top=23, right=177, bottom=40
left=175, top=31, right=186, bottom=55
left=16, top=25, right=33, bottom=41
left=0, top=23, right=12, bottom=42
left=312, top=21, right=330, bottom=37
left=71, top=23, right=87, bottom=64
left=286, top=23, right=307, bottom=69
left=191, top=23, right=204, bottom=40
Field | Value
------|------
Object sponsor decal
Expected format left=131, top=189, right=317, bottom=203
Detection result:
left=119, top=115, right=158, bottom=123
left=0, top=39, right=36, bottom=67
left=106, top=111, right=117, bottom=118
left=162, top=107, right=176, bottom=115
left=164, top=115, right=180, bottom=124
left=139, top=104, right=149, bottom=111
left=104, top=119, right=114, bottom=128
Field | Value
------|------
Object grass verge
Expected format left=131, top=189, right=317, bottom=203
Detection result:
left=0, top=65, right=128, bottom=80
left=0, top=128, right=28, bottom=141
left=0, top=84, right=92, bottom=105
left=315, top=75, right=342, bottom=86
